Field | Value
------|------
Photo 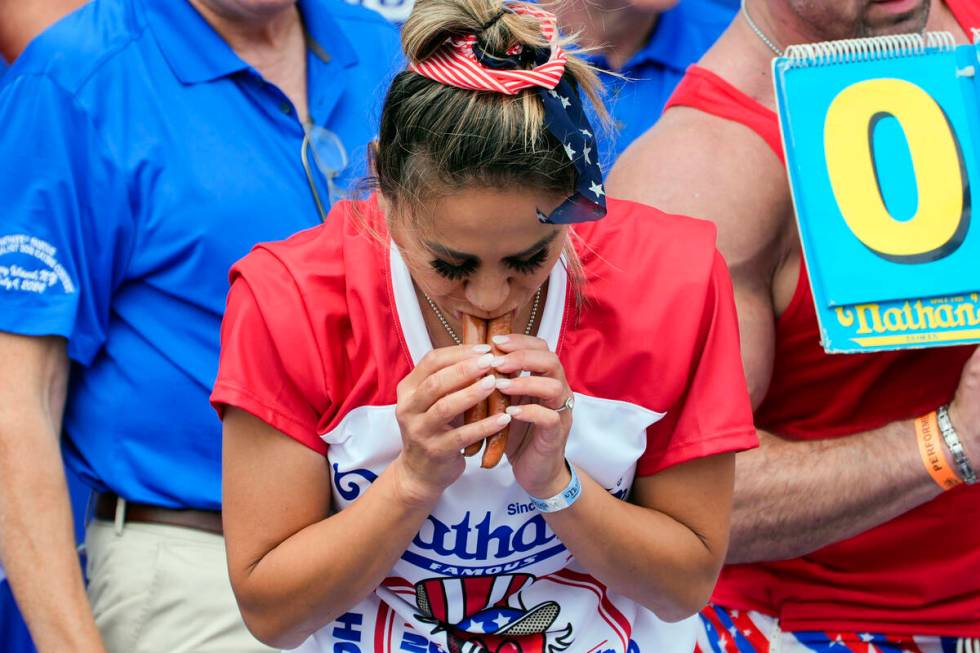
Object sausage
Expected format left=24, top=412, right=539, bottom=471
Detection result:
left=461, top=314, right=488, bottom=456
left=481, top=312, right=514, bottom=468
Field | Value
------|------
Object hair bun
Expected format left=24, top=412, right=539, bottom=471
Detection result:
left=479, top=8, right=508, bottom=32
left=402, top=0, right=551, bottom=66
left=375, top=0, right=608, bottom=223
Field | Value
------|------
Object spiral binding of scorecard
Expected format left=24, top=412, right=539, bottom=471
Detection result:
left=783, top=31, right=957, bottom=67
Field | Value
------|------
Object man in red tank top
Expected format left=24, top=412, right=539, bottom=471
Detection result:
left=611, top=0, right=980, bottom=650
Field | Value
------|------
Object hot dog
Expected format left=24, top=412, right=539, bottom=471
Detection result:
left=481, top=313, right=514, bottom=468
left=461, top=314, right=488, bottom=457
left=459, top=312, right=514, bottom=467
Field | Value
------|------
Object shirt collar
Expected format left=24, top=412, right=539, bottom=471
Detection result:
left=587, top=3, right=693, bottom=75
left=626, top=4, right=690, bottom=73
left=140, top=0, right=357, bottom=85
left=303, top=0, right=357, bottom=69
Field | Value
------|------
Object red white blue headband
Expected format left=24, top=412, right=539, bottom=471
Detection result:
left=409, top=3, right=607, bottom=225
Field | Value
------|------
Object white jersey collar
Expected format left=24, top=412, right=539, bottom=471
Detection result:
left=389, top=244, right=567, bottom=366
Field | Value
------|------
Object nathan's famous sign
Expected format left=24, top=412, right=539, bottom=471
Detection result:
left=835, top=295, right=980, bottom=349
left=774, top=32, right=980, bottom=353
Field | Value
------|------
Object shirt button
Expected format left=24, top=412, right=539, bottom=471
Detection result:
left=279, top=101, right=293, bottom=115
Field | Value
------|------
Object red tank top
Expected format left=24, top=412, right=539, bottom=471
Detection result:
left=664, top=7, right=980, bottom=636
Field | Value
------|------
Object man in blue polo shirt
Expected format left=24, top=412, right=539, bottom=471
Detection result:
left=0, top=0, right=400, bottom=650
left=556, top=0, right=736, bottom=168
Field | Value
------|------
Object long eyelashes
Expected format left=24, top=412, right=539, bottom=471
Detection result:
left=430, top=258, right=477, bottom=280
left=429, top=247, right=549, bottom=280
left=504, top=247, right=548, bottom=274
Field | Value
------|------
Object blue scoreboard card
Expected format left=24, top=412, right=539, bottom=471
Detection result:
left=774, top=33, right=980, bottom=353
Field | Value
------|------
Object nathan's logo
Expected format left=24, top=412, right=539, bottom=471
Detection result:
left=836, top=297, right=980, bottom=334
left=332, top=464, right=377, bottom=501
left=834, top=294, right=980, bottom=348
left=405, top=513, right=566, bottom=576
left=414, top=512, right=555, bottom=561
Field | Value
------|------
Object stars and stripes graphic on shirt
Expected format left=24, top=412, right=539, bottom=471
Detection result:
left=415, top=574, right=534, bottom=626
left=696, top=604, right=976, bottom=653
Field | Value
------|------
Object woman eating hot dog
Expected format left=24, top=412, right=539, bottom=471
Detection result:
left=211, top=1, right=757, bottom=650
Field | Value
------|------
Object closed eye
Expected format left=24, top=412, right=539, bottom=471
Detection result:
left=504, top=247, right=548, bottom=274
left=430, top=257, right=478, bottom=280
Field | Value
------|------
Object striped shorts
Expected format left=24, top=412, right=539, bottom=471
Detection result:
left=696, top=604, right=980, bottom=653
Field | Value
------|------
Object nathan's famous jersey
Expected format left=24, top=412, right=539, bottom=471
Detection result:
left=212, top=196, right=756, bottom=653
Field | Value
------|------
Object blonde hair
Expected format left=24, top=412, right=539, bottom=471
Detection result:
left=369, top=0, right=606, bottom=310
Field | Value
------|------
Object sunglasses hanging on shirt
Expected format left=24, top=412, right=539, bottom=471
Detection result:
left=301, top=123, right=349, bottom=222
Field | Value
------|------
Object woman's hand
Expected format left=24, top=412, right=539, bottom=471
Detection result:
left=490, top=334, right=573, bottom=498
left=394, top=344, right=513, bottom=506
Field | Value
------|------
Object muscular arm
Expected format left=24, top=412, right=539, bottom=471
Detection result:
left=731, top=424, right=942, bottom=563
left=609, top=111, right=953, bottom=564
left=544, top=453, right=735, bottom=622
left=611, top=110, right=786, bottom=406
left=0, top=333, right=104, bottom=652
left=222, top=408, right=438, bottom=649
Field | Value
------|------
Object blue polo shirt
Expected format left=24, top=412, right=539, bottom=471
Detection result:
left=0, top=0, right=401, bottom=510
left=590, top=0, right=736, bottom=167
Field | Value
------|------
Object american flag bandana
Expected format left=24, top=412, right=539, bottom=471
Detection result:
left=409, top=3, right=607, bottom=225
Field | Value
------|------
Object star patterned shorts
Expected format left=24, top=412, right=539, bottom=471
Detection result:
left=695, top=604, right=980, bottom=653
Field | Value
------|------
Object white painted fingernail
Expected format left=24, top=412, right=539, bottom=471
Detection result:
left=495, top=377, right=512, bottom=389
left=472, top=344, right=491, bottom=354
left=491, top=356, right=507, bottom=367
left=477, top=353, right=493, bottom=368
left=505, top=406, right=522, bottom=416
left=496, top=413, right=513, bottom=425
left=479, top=375, right=497, bottom=389
left=491, top=335, right=510, bottom=345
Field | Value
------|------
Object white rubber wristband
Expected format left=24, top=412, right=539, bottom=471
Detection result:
left=528, top=461, right=582, bottom=513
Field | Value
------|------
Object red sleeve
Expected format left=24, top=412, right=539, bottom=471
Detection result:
left=636, top=251, right=758, bottom=476
left=210, top=250, right=329, bottom=455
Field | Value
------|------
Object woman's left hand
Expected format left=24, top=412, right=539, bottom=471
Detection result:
left=490, top=334, right=573, bottom=498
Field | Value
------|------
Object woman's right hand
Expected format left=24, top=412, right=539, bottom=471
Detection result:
left=392, top=344, right=512, bottom=506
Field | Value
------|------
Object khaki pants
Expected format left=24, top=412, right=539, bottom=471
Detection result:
left=85, top=519, right=277, bottom=653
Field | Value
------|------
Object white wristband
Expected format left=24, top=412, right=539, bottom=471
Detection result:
left=528, top=461, right=582, bottom=513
